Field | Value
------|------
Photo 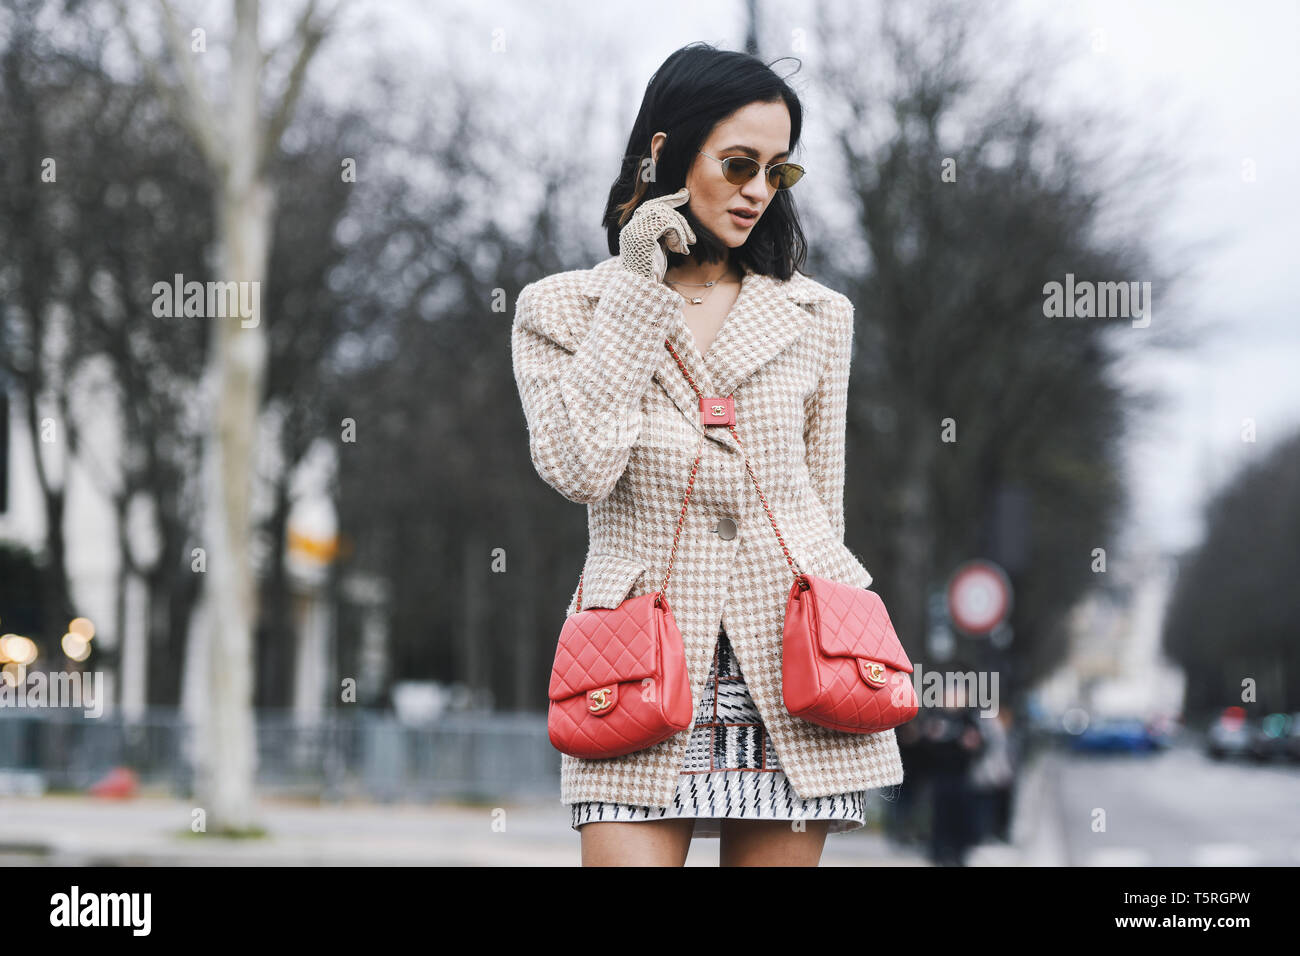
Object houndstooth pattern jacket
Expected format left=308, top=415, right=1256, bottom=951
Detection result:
left=511, top=254, right=906, bottom=809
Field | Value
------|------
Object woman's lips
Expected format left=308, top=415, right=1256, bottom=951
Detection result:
left=729, top=210, right=756, bottom=228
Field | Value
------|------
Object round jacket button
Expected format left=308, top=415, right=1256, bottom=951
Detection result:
left=715, top=517, right=738, bottom=540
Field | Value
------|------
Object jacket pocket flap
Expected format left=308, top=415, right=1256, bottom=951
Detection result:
left=796, top=536, right=873, bottom=591
left=568, top=552, right=647, bottom=612
left=548, top=589, right=661, bottom=700
left=806, top=576, right=913, bottom=673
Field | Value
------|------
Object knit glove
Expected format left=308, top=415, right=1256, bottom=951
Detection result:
left=618, top=186, right=697, bottom=283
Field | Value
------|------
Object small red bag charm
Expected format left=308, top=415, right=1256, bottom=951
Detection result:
left=699, top=396, right=735, bottom=427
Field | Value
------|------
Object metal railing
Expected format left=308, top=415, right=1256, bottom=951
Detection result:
left=0, top=708, right=559, bottom=803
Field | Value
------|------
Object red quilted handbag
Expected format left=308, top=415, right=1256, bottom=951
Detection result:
left=665, top=340, right=919, bottom=734
left=545, top=434, right=709, bottom=759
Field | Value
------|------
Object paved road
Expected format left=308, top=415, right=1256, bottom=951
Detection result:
left=1040, top=743, right=1300, bottom=866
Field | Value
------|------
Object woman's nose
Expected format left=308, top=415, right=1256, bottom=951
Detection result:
left=740, top=177, right=771, bottom=205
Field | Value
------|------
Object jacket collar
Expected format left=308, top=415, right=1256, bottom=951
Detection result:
left=581, top=256, right=835, bottom=453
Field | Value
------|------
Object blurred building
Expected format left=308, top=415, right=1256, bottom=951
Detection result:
left=1035, top=546, right=1186, bottom=723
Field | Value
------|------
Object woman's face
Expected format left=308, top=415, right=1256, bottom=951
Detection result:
left=652, top=100, right=792, bottom=250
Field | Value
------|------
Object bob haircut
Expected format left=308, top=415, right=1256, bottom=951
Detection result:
left=601, top=41, right=809, bottom=282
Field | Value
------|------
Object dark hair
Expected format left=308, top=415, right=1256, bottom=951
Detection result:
left=601, top=42, right=808, bottom=281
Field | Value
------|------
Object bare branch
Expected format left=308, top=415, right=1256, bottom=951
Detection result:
left=153, top=0, right=228, bottom=174
left=259, top=0, right=339, bottom=174
left=114, top=0, right=220, bottom=171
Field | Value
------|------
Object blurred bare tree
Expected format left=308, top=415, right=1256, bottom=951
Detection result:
left=0, top=0, right=212, bottom=703
left=804, top=0, right=1192, bottom=694
left=112, top=0, right=341, bottom=832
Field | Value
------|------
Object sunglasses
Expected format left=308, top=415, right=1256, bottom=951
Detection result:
left=697, top=149, right=805, bottom=190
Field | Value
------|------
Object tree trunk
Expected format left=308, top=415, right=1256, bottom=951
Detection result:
left=194, top=133, right=272, bottom=832
left=258, top=474, right=294, bottom=708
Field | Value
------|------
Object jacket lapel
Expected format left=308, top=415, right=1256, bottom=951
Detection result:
left=581, top=256, right=835, bottom=453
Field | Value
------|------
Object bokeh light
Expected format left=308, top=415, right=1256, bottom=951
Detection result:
left=62, top=632, right=91, bottom=662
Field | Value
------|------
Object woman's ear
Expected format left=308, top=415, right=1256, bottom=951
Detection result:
left=650, top=130, right=667, bottom=167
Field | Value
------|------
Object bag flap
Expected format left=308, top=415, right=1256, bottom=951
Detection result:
left=548, top=591, right=662, bottom=700
left=805, top=575, right=913, bottom=673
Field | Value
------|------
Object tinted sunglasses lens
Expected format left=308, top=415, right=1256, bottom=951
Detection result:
left=771, top=163, right=804, bottom=189
left=720, top=157, right=760, bottom=185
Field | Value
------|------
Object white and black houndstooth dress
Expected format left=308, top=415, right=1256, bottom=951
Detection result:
left=570, top=626, right=869, bottom=838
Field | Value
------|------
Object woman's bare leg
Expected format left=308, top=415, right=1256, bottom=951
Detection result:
left=579, top=818, right=697, bottom=866
left=718, top=819, right=830, bottom=866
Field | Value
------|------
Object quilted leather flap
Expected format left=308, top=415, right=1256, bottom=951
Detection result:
left=548, top=590, right=661, bottom=700
left=807, top=575, right=913, bottom=673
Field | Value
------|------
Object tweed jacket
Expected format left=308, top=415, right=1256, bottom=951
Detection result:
left=511, top=254, right=906, bottom=809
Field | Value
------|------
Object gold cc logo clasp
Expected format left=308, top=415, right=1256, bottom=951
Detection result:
left=861, top=661, right=886, bottom=687
left=711, top=404, right=725, bottom=416
left=588, top=687, right=614, bottom=712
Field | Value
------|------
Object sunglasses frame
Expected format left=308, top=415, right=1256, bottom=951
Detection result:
left=697, top=149, right=805, bottom=190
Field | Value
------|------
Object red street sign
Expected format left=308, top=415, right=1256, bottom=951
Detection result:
left=947, top=560, right=1012, bottom=635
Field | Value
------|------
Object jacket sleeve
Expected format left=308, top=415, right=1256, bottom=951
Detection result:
left=803, top=296, right=855, bottom=543
left=511, top=264, right=683, bottom=504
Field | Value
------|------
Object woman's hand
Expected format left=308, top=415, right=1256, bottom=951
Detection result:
left=618, top=186, right=696, bottom=283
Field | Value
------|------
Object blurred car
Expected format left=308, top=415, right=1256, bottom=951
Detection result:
left=1248, top=712, right=1293, bottom=762
left=1069, top=716, right=1162, bottom=753
left=1205, top=706, right=1252, bottom=760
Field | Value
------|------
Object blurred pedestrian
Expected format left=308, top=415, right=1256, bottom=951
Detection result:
left=925, top=686, right=984, bottom=866
left=969, top=707, right=1015, bottom=844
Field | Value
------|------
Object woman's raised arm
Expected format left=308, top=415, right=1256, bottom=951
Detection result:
left=511, top=265, right=682, bottom=504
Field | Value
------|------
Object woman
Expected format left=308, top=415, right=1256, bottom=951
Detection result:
left=511, top=42, right=904, bottom=866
